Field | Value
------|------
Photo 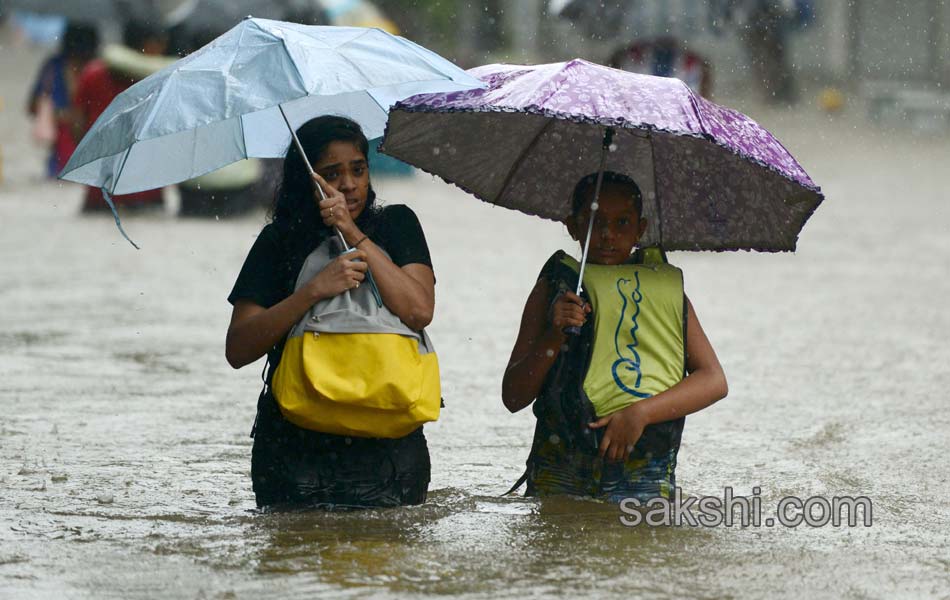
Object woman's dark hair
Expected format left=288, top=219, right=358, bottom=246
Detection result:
left=62, top=22, right=99, bottom=62
left=122, top=19, right=167, bottom=53
left=271, top=115, right=378, bottom=263
left=571, top=170, right=643, bottom=219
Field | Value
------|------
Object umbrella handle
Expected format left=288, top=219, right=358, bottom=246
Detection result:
left=341, top=247, right=383, bottom=307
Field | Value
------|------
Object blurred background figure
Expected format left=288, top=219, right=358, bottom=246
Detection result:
left=553, top=0, right=715, bottom=97
left=317, top=0, right=398, bottom=31
left=5, top=6, right=65, bottom=45
left=72, top=19, right=174, bottom=213
left=719, top=0, right=815, bottom=104
left=608, top=36, right=713, bottom=97
left=26, top=20, right=99, bottom=177
left=171, top=26, right=269, bottom=219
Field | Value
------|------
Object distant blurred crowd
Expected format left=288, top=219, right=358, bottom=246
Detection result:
left=559, top=0, right=814, bottom=103
left=16, top=0, right=815, bottom=216
left=13, top=0, right=398, bottom=217
left=23, top=20, right=278, bottom=216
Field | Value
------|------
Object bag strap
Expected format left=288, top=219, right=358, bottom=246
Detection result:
left=249, top=358, right=270, bottom=439
left=503, top=469, right=529, bottom=496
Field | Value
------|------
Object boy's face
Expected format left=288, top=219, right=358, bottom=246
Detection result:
left=567, top=183, right=648, bottom=265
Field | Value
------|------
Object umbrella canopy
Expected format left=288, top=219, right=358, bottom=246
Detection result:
left=59, top=17, right=483, bottom=197
left=381, top=59, right=823, bottom=252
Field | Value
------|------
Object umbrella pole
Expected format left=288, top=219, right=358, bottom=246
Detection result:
left=277, top=105, right=350, bottom=250
left=278, top=104, right=383, bottom=308
left=565, top=127, right=614, bottom=336
left=574, top=127, right=615, bottom=296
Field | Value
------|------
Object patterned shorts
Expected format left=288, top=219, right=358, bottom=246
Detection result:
left=525, top=433, right=677, bottom=503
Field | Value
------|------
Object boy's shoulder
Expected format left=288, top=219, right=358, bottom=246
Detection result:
left=536, top=250, right=578, bottom=288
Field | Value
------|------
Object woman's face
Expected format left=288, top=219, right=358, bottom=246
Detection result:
left=314, top=140, right=370, bottom=220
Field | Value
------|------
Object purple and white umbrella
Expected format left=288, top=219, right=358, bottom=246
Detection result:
left=380, top=59, right=824, bottom=253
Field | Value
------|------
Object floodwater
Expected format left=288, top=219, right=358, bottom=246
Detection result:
left=2, top=31, right=949, bottom=600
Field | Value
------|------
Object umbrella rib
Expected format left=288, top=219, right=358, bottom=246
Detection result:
left=649, top=133, right=664, bottom=247
left=388, top=34, right=460, bottom=81
left=238, top=111, right=248, bottom=158
left=221, top=19, right=252, bottom=123
left=111, top=146, right=134, bottom=195
left=338, top=28, right=377, bottom=49
left=332, top=52, right=379, bottom=94
left=494, top=118, right=555, bottom=207
left=275, top=37, right=313, bottom=95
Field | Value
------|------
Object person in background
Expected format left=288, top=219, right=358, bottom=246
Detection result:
left=176, top=27, right=264, bottom=219
left=72, top=20, right=173, bottom=213
left=609, top=37, right=713, bottom=98
left=26, top=21, right=99, bottom=178
left=725, top=0, right=813, bottom=104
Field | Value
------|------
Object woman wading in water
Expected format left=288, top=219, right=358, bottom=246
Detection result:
left=226, top=116, right=437, bottom=508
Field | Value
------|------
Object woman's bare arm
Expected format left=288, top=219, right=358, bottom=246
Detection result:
left=352, top=239, right=435, bottom=331
left=313, top=172, right=435, bottom=331
left=225, top=251, right=370, bottom=369
left=631, top=297, right=728, bottom=423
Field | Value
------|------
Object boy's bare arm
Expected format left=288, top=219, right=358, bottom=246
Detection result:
left=501, top=279, right=588, bottom=413
left=590, top=296, right=728, bottom=461
left=639, top=296, right=728, bottom=419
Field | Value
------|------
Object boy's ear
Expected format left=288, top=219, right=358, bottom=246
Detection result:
left=564, top=216, right=579, bottom=241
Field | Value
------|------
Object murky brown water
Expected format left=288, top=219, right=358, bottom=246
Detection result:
left=2, top=28, right=949, bottom=599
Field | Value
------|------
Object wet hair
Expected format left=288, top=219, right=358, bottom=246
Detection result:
left=571, top=171, right=643, bottom=219
left=61, top=22, right=99, bottom=62
left=122, top=20, right=167, bottom=53
left=271, top=115, right=378, bottom=264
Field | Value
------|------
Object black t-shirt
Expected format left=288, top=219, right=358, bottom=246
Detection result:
left=228, top=203, right=433, bottom=379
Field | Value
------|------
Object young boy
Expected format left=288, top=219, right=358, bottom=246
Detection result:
left=502, top=171, right=728, bottom=502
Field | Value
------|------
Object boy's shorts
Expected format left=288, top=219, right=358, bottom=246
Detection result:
left=525, top=433, right=677, bottom=503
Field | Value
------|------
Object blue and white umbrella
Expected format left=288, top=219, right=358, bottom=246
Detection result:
left=60, top=17, right=483, bottom=246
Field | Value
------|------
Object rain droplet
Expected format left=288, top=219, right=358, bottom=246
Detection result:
left=608, top=143, right=618, bottom=152
left=545, top=349, right=554, bottom=357
left=591, top=202, right=599, bottom=211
